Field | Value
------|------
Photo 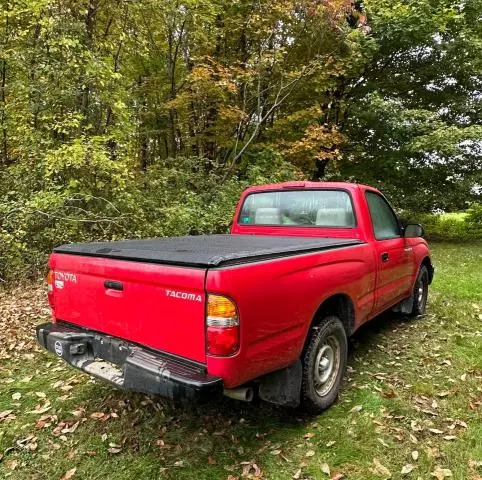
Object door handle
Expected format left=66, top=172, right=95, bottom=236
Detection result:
left=104, top=280, right=123, bottom=291
left=381, top=252, right=389, bottom=263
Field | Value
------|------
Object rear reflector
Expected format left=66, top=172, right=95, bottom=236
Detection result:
left=47, top=270, right=56, bottom=321
left=206, top=295, right=239, bottom=356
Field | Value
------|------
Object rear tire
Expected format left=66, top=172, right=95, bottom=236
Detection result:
left=410, top=265, right=429, bottom=317
left=300, top=316, right=348, bottom=413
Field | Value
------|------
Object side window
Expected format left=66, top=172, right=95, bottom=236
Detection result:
left=365, top=191, right=401, bottom=240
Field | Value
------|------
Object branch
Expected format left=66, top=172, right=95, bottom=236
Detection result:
left=230, top=62, right=320, bottom=165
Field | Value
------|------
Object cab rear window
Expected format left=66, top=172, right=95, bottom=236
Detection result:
left=238, top=190, right=356, bottom=227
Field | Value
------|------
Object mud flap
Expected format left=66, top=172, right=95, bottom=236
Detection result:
left=393, top=295, right=414, bottom=315
left=258, top=360, right=302, bottom=407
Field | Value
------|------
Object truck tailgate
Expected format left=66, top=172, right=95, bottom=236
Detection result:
left=49, top=253, right=207, bottom=363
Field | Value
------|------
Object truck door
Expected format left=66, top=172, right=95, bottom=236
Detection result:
left=365, top=191, right=412, bottom=312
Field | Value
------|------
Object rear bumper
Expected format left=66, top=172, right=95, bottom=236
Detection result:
left=36, top=321, right=223, bottom=403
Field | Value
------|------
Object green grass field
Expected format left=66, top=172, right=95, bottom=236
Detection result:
left=1, top=242, right=481, bottom=480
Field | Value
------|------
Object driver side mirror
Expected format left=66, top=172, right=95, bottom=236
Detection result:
left=404, top=223, right=424, bottom=238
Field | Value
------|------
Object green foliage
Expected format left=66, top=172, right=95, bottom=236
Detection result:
left=338, top=0, right=482, bottom=210
left=465, top=204, right=482, bottom=239
left=402, top=208, right=482, bottom=241
left=0, top=0, right=480, bottom=282
left=0, top=147, right=299, bottom=282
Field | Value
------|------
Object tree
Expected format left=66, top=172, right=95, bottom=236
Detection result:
left=337, top=0, right=482, bottom=210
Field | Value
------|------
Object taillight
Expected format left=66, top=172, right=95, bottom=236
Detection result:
left=47, top=270, right=56, bottom=321
left=206, top=295, right=239, bottom=356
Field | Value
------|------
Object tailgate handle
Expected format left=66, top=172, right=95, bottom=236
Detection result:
left=104, top=280, right=123, bottom=291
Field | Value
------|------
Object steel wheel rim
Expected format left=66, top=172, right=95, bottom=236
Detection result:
left=313, top=335, right=341, bottom=397
left=417, top=274, right=428, bottom=311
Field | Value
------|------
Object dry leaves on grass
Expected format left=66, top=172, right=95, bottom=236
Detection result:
left=349, top=405, right=363, bottom=414
left=240, top=460, right=262, bottom=478
left=59, top=467, right=77, bottom=480
left=401, top=464, right=415, bottom=475
left=431, top=466, right=453, bottom=479
left=372, top=458, right=392, bottom=478
left=0, top=285, right=50, bottom=361
left=321, top=463, right=330, bottom=476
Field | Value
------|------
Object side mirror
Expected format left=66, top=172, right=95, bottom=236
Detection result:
left=404, top=223, right=424, bottom=238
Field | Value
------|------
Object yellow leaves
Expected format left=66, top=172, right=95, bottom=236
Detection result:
left=188, top=61, right=238, bottom=97
left=218, top=105, right=246, bottom=124
left=282, top=123, right=346, bottom=170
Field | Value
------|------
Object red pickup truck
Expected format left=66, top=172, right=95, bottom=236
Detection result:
left=36, top=181, right=433, bottom=412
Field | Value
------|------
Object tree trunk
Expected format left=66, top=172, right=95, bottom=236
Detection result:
left=0, top=1, right=9, bottom=165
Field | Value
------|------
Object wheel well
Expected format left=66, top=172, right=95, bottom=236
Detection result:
left=311, top=294, right=355, bottom=336
left=421, top=256, right=434, bottom=284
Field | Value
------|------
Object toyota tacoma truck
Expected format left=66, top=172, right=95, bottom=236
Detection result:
left=36, top=181, right=433, bottom=412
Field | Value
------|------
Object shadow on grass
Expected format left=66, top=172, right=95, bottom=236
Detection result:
left=4, top=310, right=420, bottom=479
left=64, top=311, right=412, bottom=465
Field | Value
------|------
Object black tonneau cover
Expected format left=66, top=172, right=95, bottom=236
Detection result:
left=54, top=234, right=363, bottom=268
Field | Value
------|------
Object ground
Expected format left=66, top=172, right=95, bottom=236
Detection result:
left=0, top=242, right=481, bottom=480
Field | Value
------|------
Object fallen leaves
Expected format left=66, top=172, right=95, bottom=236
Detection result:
left=0, top=409, right=15, bottom=422
left=6, top=459, right=19, bottom=471
left=349, top=405, right=363, bottom=414
left=372, top=458, right=392, bottom=478
left=107, top=444, right=122, bottom=454
left=59, top=467, right=77, bottom=480
left=431, top=466, right=453, bottom=479
left=90, top=411, right=105, bottom=419
left=29, top=400, right=52, bottom=415
left=401, top=464, right=415, bottom=475
left=0, top=277, right=480, bottom=480
left=241, top=460, right=262, bottom=478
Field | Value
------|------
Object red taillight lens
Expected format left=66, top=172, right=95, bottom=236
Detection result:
left=206, top=295, right=239, bottom=356
left=47, top=269, right=56, bottom=321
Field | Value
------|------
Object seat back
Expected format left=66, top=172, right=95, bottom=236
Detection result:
left=255, top=207, right=281, bottom=225
left=316, top=207, right=350, bottom=226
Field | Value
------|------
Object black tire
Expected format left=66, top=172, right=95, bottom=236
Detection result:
left=410, top=265, right=429, bottom=317
left=300, top=316, right=348, bottom=413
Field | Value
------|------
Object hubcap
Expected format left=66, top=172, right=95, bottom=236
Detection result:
left=418, top=282, right=424, bottom=304
left=313, top=335, right=341, bottom=397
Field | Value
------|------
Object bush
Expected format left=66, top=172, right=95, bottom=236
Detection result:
left=0, top=148, right=302, bottom=284
left=402, top=208, right=481, bottom=241
left=465, top=204, right=482, bottom=239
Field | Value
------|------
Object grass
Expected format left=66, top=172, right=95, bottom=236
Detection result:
left=0, top=242, right=481, bottom=479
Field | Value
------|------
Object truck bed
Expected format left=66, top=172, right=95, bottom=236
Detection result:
left=54, top=234, right=364, bottom=267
